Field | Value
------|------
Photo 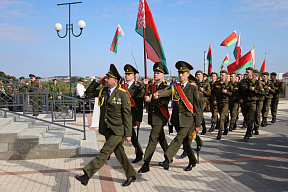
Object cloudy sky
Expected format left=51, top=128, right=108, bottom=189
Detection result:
left=1, top=0, right=288, bottom=78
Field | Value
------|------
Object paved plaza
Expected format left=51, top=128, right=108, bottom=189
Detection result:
left=0, top=100, right=287, bottom=192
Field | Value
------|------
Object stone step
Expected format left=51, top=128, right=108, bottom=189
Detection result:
left=0, top=117, right=15, bottom=130
left=0, top=122, right=30, bottom=142
left=79, top=130, right=99, bottom=155
left=39, top=126, right=65, bottom=145
left=18, top=124, right=49, bottom=140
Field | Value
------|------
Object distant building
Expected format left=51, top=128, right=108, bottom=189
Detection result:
left=283, top=72, right=288, bottom=83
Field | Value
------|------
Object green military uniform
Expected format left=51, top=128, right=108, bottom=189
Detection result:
left=208, top=73, right=218, bottom=132
left=252, top=70, right=265, bottom=134
left=49, top=80, right=61, bottom=100
left=82, top=64, right=136, bottom=181
left=122, top=64, right=144, bottom=163
left=270, top=72, right=285, bottom=123
left=228, top=72, right=240, bottom=131
left=212, top=70, right=231, bottom=139
left=158, top=61, right=202, bottom=170
left=239, top=67, right=264, bottom=140
left=19, top=77, right=28, bottom=93
left=261, top=72, right=275, bottom=127
left=138, top=62, right=170, bottom=174
left=6, top=77, right=16, bottom=111
left=29, top=74, right=41, bottom=116
left=195, top=70, right=211, bottom=135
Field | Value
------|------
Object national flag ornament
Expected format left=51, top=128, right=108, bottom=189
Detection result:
left=207, top=44, right=212, bottom=76
left=220, top=30, right=237, bottom=47
left=110, top=24, right=125, bottom=54
left=135, top=0, right=168, bottom=74
left=234, top=34, right=241, bottom=65
left=259, top=54, right=266, bottom=76
left=227, top=48, right=254, bottom=73
left=218, top=54, right=229, bottom=76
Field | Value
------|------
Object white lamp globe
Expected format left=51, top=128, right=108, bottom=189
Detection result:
left=54, top=23, right=62, bottom=31
left=77, top=20, right=86, bottom=29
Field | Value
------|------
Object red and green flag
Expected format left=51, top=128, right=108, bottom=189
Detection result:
left=110, top=24, right=125, bottom=54
left=227, top=48, right=254, bottom=72
left=207, top=44, right=212, bottom=76
left=135, top=0, right=168, bottom=74
left=259, top=54, right=266, bottom=76
left=220, top=30, right=237, bottom=47
left=218, top=54, right=229, bottom=76
left=233, top=34, right=242, bottom=65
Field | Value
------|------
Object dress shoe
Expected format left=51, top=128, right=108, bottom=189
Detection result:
left=229, top=123, right=234, bottom=131
left=271, top=115, right=276, bottom=123
left=200, top=127, right=206, bottom=135
left=242, top=122, right=247, bottom=129
left=75, top=173, right=89, bottom=186
left=254, top=126, right=259, bottom=135
left=159, top=159, right=169, bottom=170
left=233, top=123, right=237, bottom=130
left=195, top=144, right=202, bottom=152
left=223, top=128, right=229, bottom=135
left=244, top=127, right=252, bottom=141
left=132, top=157, right=142, bottom=164
left=216, top=130, right=222, bottom=140
left=180, top=151, right=187, bottom=158
left=138, top=163, right=150, bottom=173
left=122, top=176, right=136, bottom=187
left=209, top=123, right=216, bottom=132
left=184, top=163, right=196, bottom=171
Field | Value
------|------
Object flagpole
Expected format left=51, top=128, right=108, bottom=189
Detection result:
left=124, top=36, right=139, bottom=76
left=254, top=44, right=256, bottom=69
left=143, top=26, right=148, bottom=113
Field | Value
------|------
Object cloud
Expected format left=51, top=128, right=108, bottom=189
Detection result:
left=0, top=9, right=26, bottom=18
left=0, top=23, right=42, bottom=42
left=0, top=0, right=32, bottom=10
left=168, top=0, right=191, bottom=7
left=238, top=0, right=288, bottom=12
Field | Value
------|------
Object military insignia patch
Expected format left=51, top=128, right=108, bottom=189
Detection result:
left=127, top=99, right=131, bottom=105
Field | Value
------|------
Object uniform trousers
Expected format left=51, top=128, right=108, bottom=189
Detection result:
left=131, top=127, right=143, bottom=158
left=241, top=101, right=256, bottom=128
left=270, top=98, right=279, bottom=116
left=254, top=100, right=264, bottom=127
left=217, top=102, right=229, bottom=130
left=262, top=98, right=272, bottom=118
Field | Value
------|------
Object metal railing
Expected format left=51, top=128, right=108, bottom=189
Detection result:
left=0, top=77, right=87, bottom=140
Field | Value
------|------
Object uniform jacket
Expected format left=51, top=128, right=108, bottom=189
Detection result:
left=228, top=81, right=240, bottom=102
left=85, top=80, right=132, bottom=137
left=272, top=80, right=285, bottom=99
left=239, top=78, right=264, bottom=102
left=212, top=80, right=231, bottom=103
left=263, top=80, right=275, bottom=99
left=197, top=80, right=211, bottom=103
left=158, top=82, right=202, bottom=128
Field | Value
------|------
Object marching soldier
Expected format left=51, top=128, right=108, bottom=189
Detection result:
left=261, top=72, right=275, bottom=127
left=36, top=77, right=42, bottom=89
left=75, top=64, right=136, bottom=187
left=208, top=72, right=219, bottom=132
left=6, top=76, right=16, bottom=111
left=138, top=62, right=170, bottom=173
left=239, top=67, right=264, bottom=141
left=49, top=79, right=61, bottom=100
left=155, top=61, right=202, bottom=171
left=270, top=72, right=285, bottom=123
left=19, top=77, right=28, bottom=93
left=253, top=69, right=265, bottom=135
left=228, top=72, right=240, bottom=131
left=211, top=70, right=231, bottom=140
left=195, top=70, right=211, bottom=135
left=29, top=74, right=41, bottom=116
left=122, top=64, right=144, bottom=164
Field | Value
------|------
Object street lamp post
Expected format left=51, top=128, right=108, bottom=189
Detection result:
left=54, top=1, right=86, bottom=97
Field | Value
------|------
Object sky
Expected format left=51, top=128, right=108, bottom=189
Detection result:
left=1, top=0, right=288, bottom=78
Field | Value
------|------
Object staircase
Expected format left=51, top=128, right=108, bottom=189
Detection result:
left=0, top=111, right=99, bottom=160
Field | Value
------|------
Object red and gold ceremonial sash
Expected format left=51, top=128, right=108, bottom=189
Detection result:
left=152, top=83, right=170, bottom=121
left=122, top=83, right=138, bottom=110
left=175, top=83, right=194, bottom=113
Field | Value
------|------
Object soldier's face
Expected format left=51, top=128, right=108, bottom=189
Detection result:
left=30, top=77, right=35, bottom=82
left=245, top=70, right=253, bottom=79
left=154, top=71, right=164, bottom=82
left=105, top=76, right=117, bottom=88
left=178, top=71, right=189, bottom=83
left=125, top=73, right=135, bottom=82
left=220, top=73, right=227, bottom=81
left=262, top=75, right=268, bottom=81
left=270, top=75, right=276, bottom=80
left=211, top=74, right=217, bottom=81
left=53, top=80, right=57, bottom=85
left=195, top=73, right=203, bottom=81
left=253, top=73, right=259, bottom=79
left=230, top=74, right=236, bottom=82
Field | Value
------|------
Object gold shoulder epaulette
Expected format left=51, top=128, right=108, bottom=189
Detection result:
left=118, top=87, right=127, bottom=92
left=134, top=84, right=140, bottom=87
left=190, top=83, right=197, bottom=86
left=164, top=83, right=169, bottom=86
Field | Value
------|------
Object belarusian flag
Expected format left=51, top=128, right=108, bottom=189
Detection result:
left=227, top=48, right=254, bottom=72
left=218, top=54, right=229, bottom=76
left=220, top=30, right=237, bottom=47
left=110, top=24, right=125, bottom=54
left=207, top=44, right=212, bottom=76
left=233, top=34, right=241, bottom=65
left=259, top=54, right=266, bottom=76
left=135, top=0, right=168, bottom=74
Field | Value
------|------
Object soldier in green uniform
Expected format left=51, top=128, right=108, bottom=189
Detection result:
left=49, top=79, right=61, bottom=100
left=29, top=74, right=41, bottom=116
left=6, top=76, right=16, bottom=111
left=75, top=64, right=136, bottom=187
left=239, top=67, right=264, bottom=141
left=261, top=72, right=275, bottom=127
left=155, top=61, right=202, bottom=171
left=195, top=70, right=211, bottom=135
left=228, top=72, right=240, bottom=131
left=19, top=77, right=28, bottom=93
left=211, top=70, right=231, bottom=140
left=208, top=72, right=219, bottom=132
left=122, top=64, right=144, bottom=164
left=270, top=72, right=285, bottom=123
left=138, top=62, right=170, bottom=173
left=252, top=69, right=265, bottom=135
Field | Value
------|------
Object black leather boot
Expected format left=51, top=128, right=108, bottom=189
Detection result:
left=242, top=121, right=247, bottom=129
left=263, top=117, right=268, bottom=127
left=254, top=126, right=259, bottom=135
left=229, top=123, right=234, bottom=131
left=216, top=130, right=223, bottom=140
left=75, top=171, right=90, bottom=186
left=209, top=123, right=216, bottom=132
left=271, top=115, right=276, bottom=123
left=138, top=161, right=150, bottom=173
left=184, top=163, right=196, bottom=171
left=223, top=128, right=229, bottom=135
left=200, top=126, right=206, bottom=135
left=261, top=118, right=265, bottom=127
left=244, top=127, right=252, bottom=141
left=180, top=151, right=187, bottom=158
left=159, top=156, right=169, bottom=170
left=233, top=122, right=237, bottom=130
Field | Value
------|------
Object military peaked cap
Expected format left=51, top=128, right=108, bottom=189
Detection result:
left=106, top=64, right=122, bottom=80
left=175, top=61, right=193, bottom=72
left=19, top=76, right=25, bottom=80
left=246, top=67, right=254, bottom=71
left=153, top=62, right=168, bottom=74
left=210, top=72, right=218, bottom=76
left=220, top=70, right=228, bottom=74
left=263, top=72, right=269, bottom=76
left=195, top=70, right=203, bottom=74
left=78, top=78, right=84, bottom=82
left=52, top=78, right=57, bottom=81
left=253, top=69, right=259, bottom=74
left=270, top=72, right=277, bottom=76
left=229, top=72, right=236, bottom=75
left=29, top=74, right=36, bottom=78
left=36, top=76, right=41, bottom=80
left=203, top=73, right=208, bottom=77
left=124, top=64, right=139, bottom=74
